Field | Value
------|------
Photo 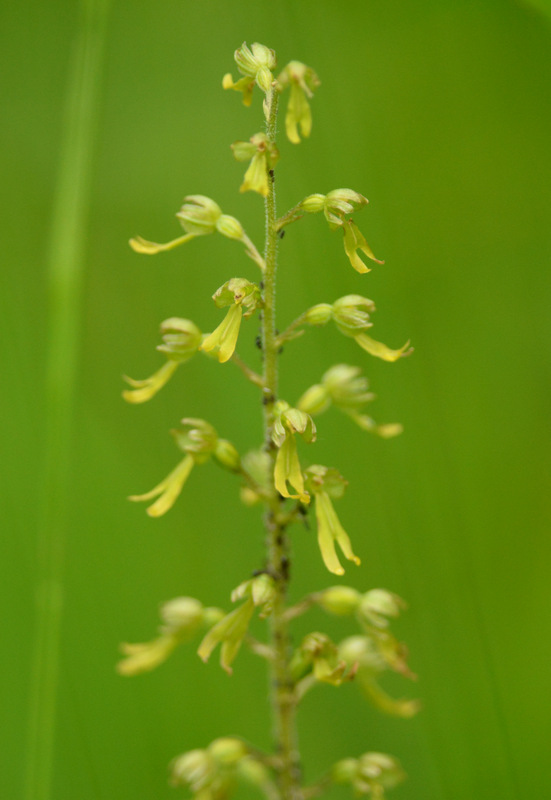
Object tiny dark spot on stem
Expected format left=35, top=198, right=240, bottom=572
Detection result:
left=262, top=393, right=275, bottom=405
left=269, top=169, right=275, bottom=182
left=278, top=229, right=285, bottom=239
left=255, top=335, right=262, bottom=350
left=259, top=280, right=264, bottom=290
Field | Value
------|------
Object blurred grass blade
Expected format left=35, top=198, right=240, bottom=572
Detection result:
left=24, top=2, right=110, bottom=799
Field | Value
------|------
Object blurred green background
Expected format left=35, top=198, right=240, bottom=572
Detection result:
left=2, top=1, right=550, bottom=798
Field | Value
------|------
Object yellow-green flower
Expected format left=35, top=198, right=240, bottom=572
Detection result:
left=122, top=318, right=202, bottom=404
left=129, top=195, right=265, bottom=269
left=305, top=465, right=360, bottom=576
left=277, top=61, right=320, bottom=144
left=198, top=598, right=255, bottom=674
left=297, top=189, right=383, bottom=271
left=272, top=403, right=316, bottom=503
left=298, top=363, right=403, bottom=438
left=338, top=632, right=420, bottom=718
left=231, top=133, right=279, bottom=197
left=332, top=751, right=406, bottom=796
left=292, top=632, right=355, bottom=687
left=331, top=295, right=412, bottom=362
left=130, top=195, right=221, bottom=254
left=201, top=278, right=261, bottom=363
left=117, top=597, right=211, bottom=676
left=129, top=419, right=239, bottom=516
left=223, top=42, right=277, bottom=105
left=198, top=574, right=276, bottom=674
left=331, top=294, right=375, bottom=335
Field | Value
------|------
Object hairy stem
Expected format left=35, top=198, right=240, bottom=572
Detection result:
left=262, top=87, right=303, bottom=800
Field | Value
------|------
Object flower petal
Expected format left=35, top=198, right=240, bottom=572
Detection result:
left=122, top=360, right=179, bottom=404
left=128, top=454, right=194, bottom=517
left=342, top=220, right=384, bottom=273
left=201, top=304, right=243, bottom=363
left=354, top=333, right=413, bottom=362
left=129, top=233, right=195, bottom=254
left=274, top=435, right=309, bottom=503
left=315, top=492, right=360, bottom=575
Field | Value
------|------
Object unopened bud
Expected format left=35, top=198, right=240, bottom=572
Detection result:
left=216, top=214, right=244, bottom=240
left=300, top=193, right=326, bottom=213
left=297, top=384, right=330, bottom=416
left=214, top=439, right=241, bottom=472
left=208, top=737, right=247, bottom=765
left=161, top=597, right=203, bottom=632
left=318, top=586, right=361, bottom=616
left=304, top=303, right=333, bottom=326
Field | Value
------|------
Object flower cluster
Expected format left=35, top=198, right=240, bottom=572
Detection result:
left=121, top=40, right=415, bottom=800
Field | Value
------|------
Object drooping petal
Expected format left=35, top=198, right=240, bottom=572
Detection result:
left=342, top=220, right=384, bottom=273
left=129, top=233, right=195, bottom=254
left=354, top=333, right=413, bottom=362
left=200, top=304, right=243, bottom=363
left=117, top=635, right=177, bottom=676
left=240, top=152, right=269, bottom=197
left=222, top=73, right=255, bottom=106
left=286, top=82, right=312, bottom=144
left=274, top=434, right=309, bottom=503
left=128, top=454, right=194, bottom=517
left=356, top=672, right=421, bottom=718
left=315, top=491, right=360, bottom=575
left=122, top=360, right=179, bottom=404
left=197, top=599, right=255, bottom=674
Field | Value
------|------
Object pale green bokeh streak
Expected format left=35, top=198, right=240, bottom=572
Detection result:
left=24, top=2, right=110, bottom=798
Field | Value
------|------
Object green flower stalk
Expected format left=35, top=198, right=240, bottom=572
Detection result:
left=120, top=40, right=418, bottom=800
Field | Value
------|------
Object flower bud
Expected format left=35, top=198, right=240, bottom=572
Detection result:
left=256, top=65, right=273, bottom=93
left=214, top=439, right=241, bottom=472
left=216, top=214, right=244, bottom=240
left=296, top=383, right=330, bottom=416
left=318, top=586, right=362, bottom=616
left=176, top=195, right=221, bottom=236
left=208, top=737, right=248, bottom=765
left=303, top=303, right=333, bottom=326
left=160, top=597, right=204, bottom=633
left=332, top=758, right=358, bottom=784
left=237, top=757, right=271, bottom=787
left=203, top=606, right=225, bottom=627
left=300, top=193, right=326, bottom=213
